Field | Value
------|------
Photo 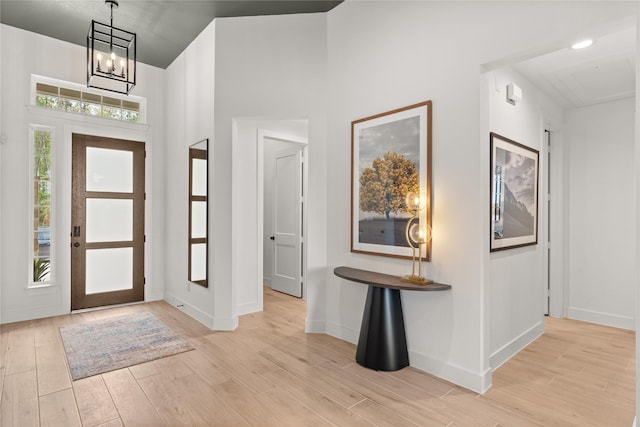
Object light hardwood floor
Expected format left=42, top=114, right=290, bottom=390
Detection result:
left=0, top=287, right=635, bottom=426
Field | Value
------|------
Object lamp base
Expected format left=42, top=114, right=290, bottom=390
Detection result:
left=400, top=275, right=434, bottom=286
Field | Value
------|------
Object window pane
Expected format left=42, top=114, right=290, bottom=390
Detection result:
left=86, top=248, right=133, bottom=294
left=86, top=147, right=133, bottom=192
left=31, top=128, right=54, bottom=286
left=36, top=94, right=59, bottom=109
left=86, top=199, right=133, bottom=243
left=82, top=102, right=102, bottom=116
left=61, top=98, right=82, bottom=113
left=33, top=257, right=51, bottom=283
left=37, top=181, right=51, bottom=206
left=35, top=82, right=144, bottom=124
left=37, top=205, right=51, bottom=228
left=122, top=100, right=139, bottom=111
left=36, top=83, right=58, bottom=96
left=34, top=230, right=51, bottom=258
left=122, top=109, right=139, bottom=122
left=103, top=96, right=121, bottom=107
left=102, top=105, right=122, bottom=120
left=34, top=132, right=52, bottom=180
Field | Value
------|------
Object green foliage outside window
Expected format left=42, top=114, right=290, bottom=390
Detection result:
left=33, top=130, right=52, bottom=283
left=36, top=86, right=140, bottom=123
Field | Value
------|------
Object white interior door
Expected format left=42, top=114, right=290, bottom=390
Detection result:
left=271, top=146, right=303, bottom=297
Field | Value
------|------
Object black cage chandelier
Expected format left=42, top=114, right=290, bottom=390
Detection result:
left=87, top=0, right=136, bottom=95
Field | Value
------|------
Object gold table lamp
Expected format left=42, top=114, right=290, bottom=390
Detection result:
left=401, top=192, right=433, bottom=285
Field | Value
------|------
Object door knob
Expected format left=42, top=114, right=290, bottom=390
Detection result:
left=73, top=242, right=80, bottom=247
left=270, top=236, right=275, bottom=240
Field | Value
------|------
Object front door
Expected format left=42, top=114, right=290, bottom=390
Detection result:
left=271, top=146, right=303, bottom=298
left=71, top=133, right=145, bottom=310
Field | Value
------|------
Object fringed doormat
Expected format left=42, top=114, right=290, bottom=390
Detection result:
left=60, top=311, right=194, bottom=380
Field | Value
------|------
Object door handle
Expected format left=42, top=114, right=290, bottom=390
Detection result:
left=73, top=242, right=80, bottom=247
left=270, top=236, right=275, bottom=240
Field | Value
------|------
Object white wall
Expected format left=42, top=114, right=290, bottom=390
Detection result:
left=326, top=1, right=637, bottom=392
left=0, top=24, right=166, bottom=323
left=163, top=21, right=217, bottom=328
left=213, top=14, right=328, bottom=330
left=486, top=67, right=564, bottom=369
left=566, top=98, right=636, bottom=329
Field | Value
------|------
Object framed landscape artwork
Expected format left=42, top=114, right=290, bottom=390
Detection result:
left=490, top=132, right=539, bottom=252
left=351, top=101, right=432, bottom=260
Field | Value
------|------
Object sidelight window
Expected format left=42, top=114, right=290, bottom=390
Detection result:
left=31, top=127, right=54, bottom=286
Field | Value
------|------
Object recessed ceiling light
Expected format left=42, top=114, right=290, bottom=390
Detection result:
left=571, top=39, right=594, bottom=50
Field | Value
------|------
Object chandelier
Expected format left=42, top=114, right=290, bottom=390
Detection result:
left=87, top=0, right=136, bottom=94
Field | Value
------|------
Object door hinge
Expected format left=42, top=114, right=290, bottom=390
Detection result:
left=144, top=235, right=146, bottom=243
left=144, top=277, right=146, bottom=285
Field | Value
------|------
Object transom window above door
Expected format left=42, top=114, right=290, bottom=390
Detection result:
left=31, top=75, right=146, bottom=124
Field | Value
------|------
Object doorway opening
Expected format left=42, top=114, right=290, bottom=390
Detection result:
left=232, top=118, right=309, bottom=318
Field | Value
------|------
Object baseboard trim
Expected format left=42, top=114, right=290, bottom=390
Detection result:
left=490, top=320, right=544, bottom=370
left=1, top=306, right=68, bottom=324
left=409, top=349, right=492, bottom=394
left=325, top=321, right=359, bottom=345
left=164, top=293, right=216, bottom=330
left=237, top=301, right=260, bottom=316
left=568, top=307, right=634, bottom=330
left=213, top=316, right=239, bottom=331
left=323, top=320, right=490, bottom=393
left=305, top=318, right=326, bottom=333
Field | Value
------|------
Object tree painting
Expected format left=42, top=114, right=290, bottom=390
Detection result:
left=351, top=101, right=431, bottom=258
left=359, top=151, right=418, bottom=219
left=355, top=114, right=422, bottom=247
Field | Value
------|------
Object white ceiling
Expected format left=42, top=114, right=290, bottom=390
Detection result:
left=513, top=25, right=636, bottom=109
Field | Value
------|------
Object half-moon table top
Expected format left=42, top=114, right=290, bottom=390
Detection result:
left=334, top=266, right=451, bottom=291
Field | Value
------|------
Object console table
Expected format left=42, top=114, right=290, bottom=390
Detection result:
left=334, top=266, right=451, bottom=371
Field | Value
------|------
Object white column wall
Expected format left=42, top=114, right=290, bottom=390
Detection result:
left=164, top=21, right=217, bottom=328
left=212, top=14, right=328, bottom=330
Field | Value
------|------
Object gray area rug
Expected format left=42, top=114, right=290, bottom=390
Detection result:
left=60, top=311, right=194, bottom=380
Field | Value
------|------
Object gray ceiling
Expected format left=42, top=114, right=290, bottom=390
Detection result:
left=0, top=1, right=342, bottom=69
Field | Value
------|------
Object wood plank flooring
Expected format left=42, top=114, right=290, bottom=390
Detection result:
left=0, top=287, right=634, bottom=426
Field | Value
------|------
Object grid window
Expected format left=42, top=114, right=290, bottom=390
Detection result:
left=32, top=129, right=53, bottom=284
left=35, top=82, right=142, bottom=123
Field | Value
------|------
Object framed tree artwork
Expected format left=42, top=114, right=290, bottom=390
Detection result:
left=351, top=101, right=432, bottom=260
left=490, top=132, right=539, bottom=252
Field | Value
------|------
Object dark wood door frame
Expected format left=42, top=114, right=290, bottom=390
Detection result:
left=71, top=133, right=145, bottom=310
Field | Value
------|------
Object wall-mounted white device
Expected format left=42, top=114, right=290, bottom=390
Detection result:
left=506, top=83, right=522, bottom=105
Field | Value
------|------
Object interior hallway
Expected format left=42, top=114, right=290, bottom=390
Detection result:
left=0, top=287, right=634, bottom=426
